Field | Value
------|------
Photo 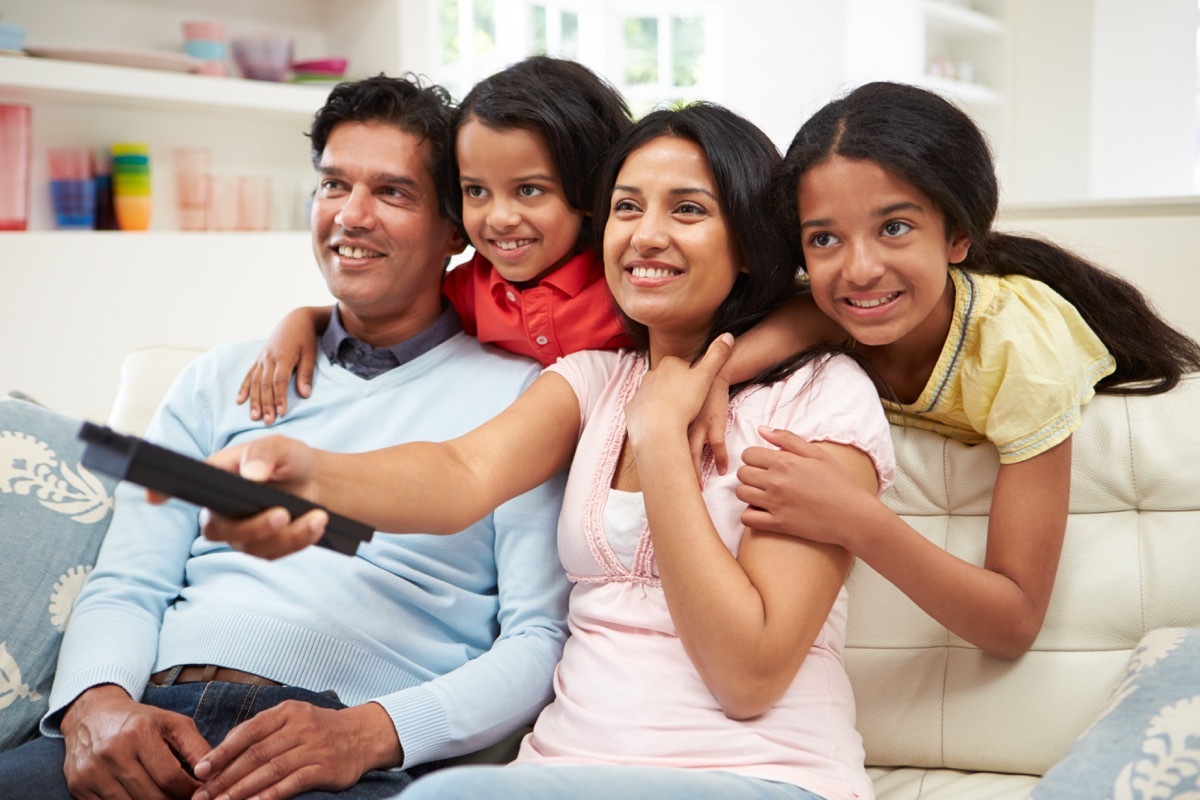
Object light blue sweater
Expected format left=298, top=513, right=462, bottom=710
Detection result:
left=45, top=333, right=569, bottom=768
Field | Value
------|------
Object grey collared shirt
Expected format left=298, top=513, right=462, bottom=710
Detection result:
left=321, top=304, right=462, bottom=380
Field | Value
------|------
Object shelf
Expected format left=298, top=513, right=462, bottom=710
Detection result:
left=919, top=74, right=1004, bottom=107
left=0, top=53, right=332, bottom=117
left=922, top=1, right=1006, bottom=37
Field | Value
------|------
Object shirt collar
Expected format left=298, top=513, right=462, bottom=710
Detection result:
left=486, top=247, right=602, bottom=299
left=322, top=303, right=462, bottom=372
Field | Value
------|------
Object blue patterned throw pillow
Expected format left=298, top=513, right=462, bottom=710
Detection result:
left=0, top=398, right=118, bottom=750
left=1032, top=627, right=1200, bottom=800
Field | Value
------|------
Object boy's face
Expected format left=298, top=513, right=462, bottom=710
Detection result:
left=310, top=121, right=463, bottom=344
left=456, top=118, right=585, bottom=287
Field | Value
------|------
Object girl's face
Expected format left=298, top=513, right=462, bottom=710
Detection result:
left=796, top=155, right=971, bottom=352
left=456, top=117, right=585, bottom=286
left=604, top=135, right=740, bottom=358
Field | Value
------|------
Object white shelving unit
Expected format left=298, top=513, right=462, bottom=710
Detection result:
left=919, top=0, right=1008, bottom=106
left=843, top=0, right=1009, bottom=160
left=0, top=0, right=429, bottom=420
left=1, top=54, right=332, bottom=116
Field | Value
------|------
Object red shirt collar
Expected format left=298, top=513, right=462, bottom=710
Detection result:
left=486, top=248, right=602, bottom=299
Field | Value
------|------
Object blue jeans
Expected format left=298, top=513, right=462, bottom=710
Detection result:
left=0, top=681, right=414, bottom=799
left=403, top=763, right=826, bottom=800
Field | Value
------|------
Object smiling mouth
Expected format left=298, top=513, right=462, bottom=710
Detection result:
left=494, top=238, right=535, bottom=251
left=629, top=266, right=680, bottom=279
left=336, top=244, right=384, bottom=259
left=845, top=292, right=900, bottom=309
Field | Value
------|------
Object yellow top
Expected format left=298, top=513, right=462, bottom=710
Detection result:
left=882, top=268, right=1116, bottom=464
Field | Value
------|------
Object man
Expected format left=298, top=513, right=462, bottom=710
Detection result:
left=0, top=75, right=569, bottom=800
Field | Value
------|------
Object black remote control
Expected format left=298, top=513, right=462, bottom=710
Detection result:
left=77, top=422, right=373, bottom=555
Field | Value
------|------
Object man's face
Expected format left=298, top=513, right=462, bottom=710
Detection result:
left=311, top=121, right=461, bottom=338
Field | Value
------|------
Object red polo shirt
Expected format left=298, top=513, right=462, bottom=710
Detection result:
left=443, top=249, right=632, bottom=366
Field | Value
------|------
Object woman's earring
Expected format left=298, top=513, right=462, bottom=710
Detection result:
left=796, top=267, right=810, bottom=284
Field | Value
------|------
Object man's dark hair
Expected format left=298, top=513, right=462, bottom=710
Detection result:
left=309, top=74, right=456, bottom=218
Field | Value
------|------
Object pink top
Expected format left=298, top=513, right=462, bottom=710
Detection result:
left=521, top=349, right=894, bottom=800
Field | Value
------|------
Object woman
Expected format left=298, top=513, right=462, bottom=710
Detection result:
left=204, top=104, right=894, bottom=800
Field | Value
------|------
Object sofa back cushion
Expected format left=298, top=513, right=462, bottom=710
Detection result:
left=846, top=373, right=1200, bottom=776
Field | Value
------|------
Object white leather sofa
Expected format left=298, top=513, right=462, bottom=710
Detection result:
left=106, top=348, right=1200, bottom=800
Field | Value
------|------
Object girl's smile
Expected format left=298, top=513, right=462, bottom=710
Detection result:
left=797, top=155, right=970, bottom=358
left=456, top=117, right=584, bottom=286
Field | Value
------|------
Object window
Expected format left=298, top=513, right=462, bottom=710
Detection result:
left=532, top=3, right=580, bottom=60
left=614, top=3, right=716, bottom=114
left=434, top=0, right=718, bottom=113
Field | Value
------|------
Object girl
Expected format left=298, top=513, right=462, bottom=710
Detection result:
left=736, top=81, right=1200, bottom=660
left=203, top=104, right=895, bottom=800
left=238, top=56, right=633, bottom=423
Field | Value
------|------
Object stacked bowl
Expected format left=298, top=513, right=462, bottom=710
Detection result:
left=182, top=20, right=228, bottom=76
left=110, top=143, right=152, bottom=231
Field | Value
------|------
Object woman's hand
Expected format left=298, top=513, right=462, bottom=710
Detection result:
left=199, top=436, right=329, bottom=559
left=625, top=334, right=734, bottom=459
left=236, top=306, right=330, bottom=424
left=686, top=372, right=731, bottom=478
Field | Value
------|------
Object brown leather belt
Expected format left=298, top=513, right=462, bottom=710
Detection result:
left=150, top=664, right=283, bottom=687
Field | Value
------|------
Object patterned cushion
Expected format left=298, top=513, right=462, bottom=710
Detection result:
left=0, top=398, right=118, bottom=750
left=1032, top=627, right=1200, bottom=799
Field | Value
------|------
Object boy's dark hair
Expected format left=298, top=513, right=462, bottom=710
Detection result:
left=448, top=56, right=632, bottom=246
left=309, top=74, right=456, bottom=218
left=594, top=102, right=818, bottom=385
left=777, top=80, right=1200, bottom=394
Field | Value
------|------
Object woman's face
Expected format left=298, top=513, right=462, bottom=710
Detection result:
left=603, top=135, right=740, bottom=356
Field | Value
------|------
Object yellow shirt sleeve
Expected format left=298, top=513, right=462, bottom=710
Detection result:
left=959, top=274, right=1116, bottom=463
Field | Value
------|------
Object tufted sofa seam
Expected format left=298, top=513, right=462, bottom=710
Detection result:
left=1122, top=395, right=1149, bottom=638
left=938, top=436, right=951, bottom=768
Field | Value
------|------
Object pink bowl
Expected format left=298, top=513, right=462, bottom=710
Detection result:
left=231, top=35, right=293, bottom=82
left=183, top=20, right=225, bottom=40
left=291, top=57, right=348, bottom=77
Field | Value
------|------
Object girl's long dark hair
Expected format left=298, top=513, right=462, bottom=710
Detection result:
left=777, top=81, right=1200, bottom=394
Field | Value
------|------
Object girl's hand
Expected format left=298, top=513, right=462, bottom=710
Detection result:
left=737, top=426, right=877, bottom=551
left=687, top=372, right=731, bottom=478
left=625, top=334, right=734, bottom=456
left=236, top=308, right=326, bottom=425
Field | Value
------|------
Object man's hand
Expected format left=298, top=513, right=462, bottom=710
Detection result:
left=191, top=701, right=401, bottom=800
left=60, top=684, right=210, bottom=800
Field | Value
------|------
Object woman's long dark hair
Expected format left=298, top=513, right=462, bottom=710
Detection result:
left=777, top=81, right=1200, bottom=394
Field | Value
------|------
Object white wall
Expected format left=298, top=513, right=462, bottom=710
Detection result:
left=0, top=233, right=334, bottom=422
left=1006, top=0, right=1199, bottom=203
left=715, top=0, right=848, bottom=152
left=1088, top=0, right=1198, bottom=199
left=1007, top=0, right=1093, bottom=204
